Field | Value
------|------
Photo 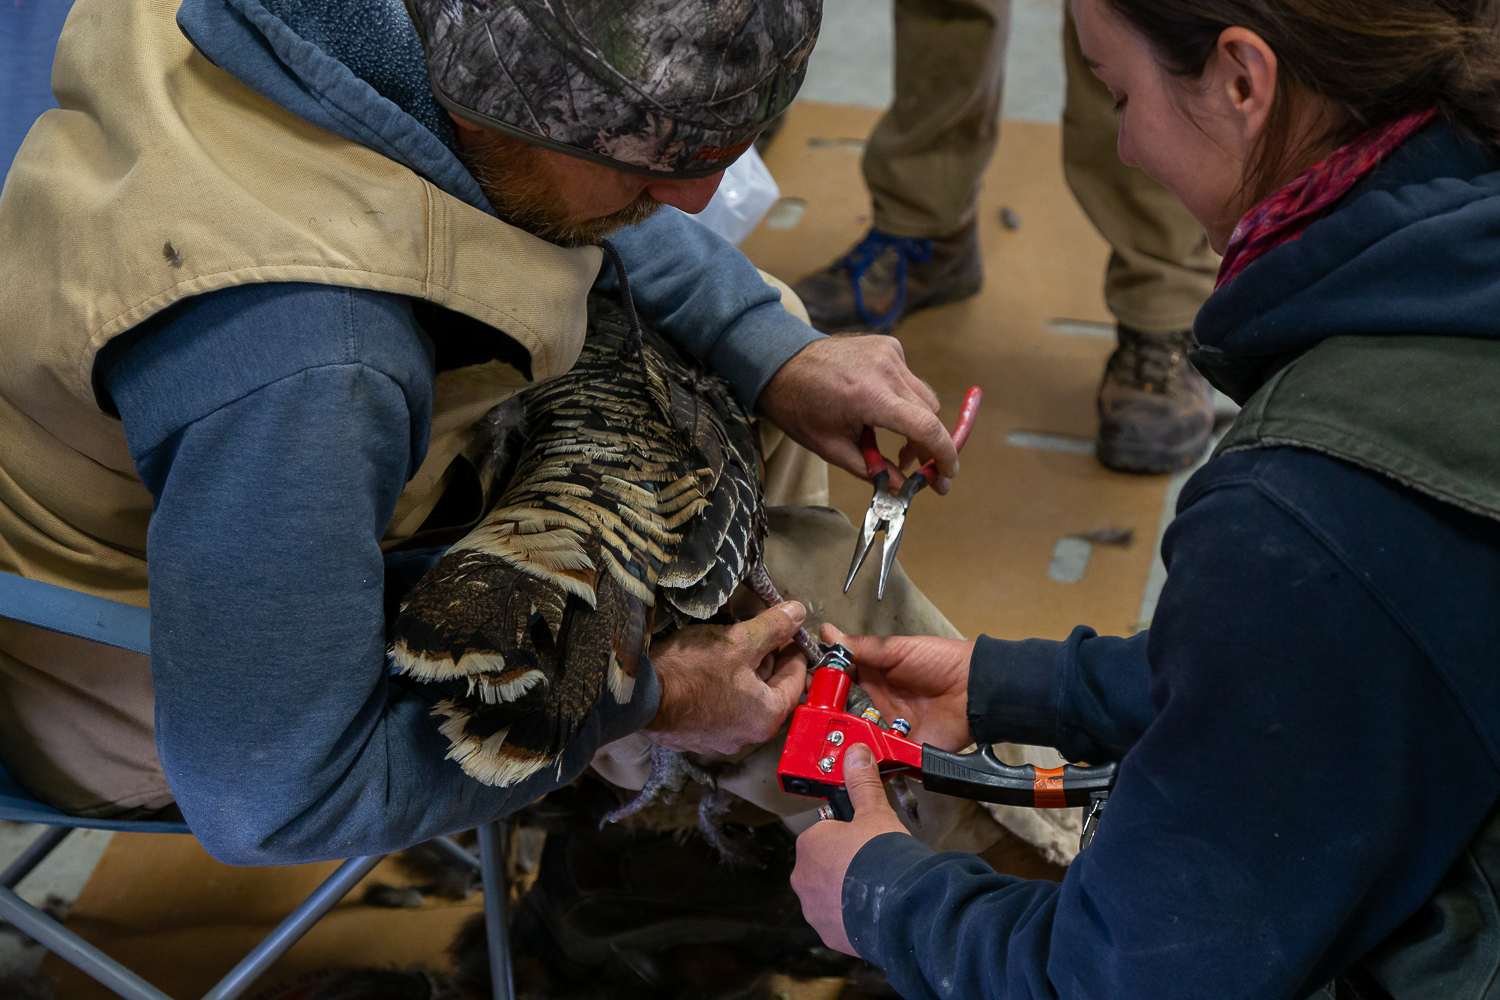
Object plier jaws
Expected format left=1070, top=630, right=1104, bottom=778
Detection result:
left=844, top=469, right=929, bottom=599
left=843, top=386, right=983, bottom=601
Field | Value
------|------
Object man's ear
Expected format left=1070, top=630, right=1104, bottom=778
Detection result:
left=1214, top=27, right=1278, bottom=145
left=444, top=112, right=486, bottom=147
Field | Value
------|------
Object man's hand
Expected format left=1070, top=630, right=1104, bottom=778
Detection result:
left=758, top=335, right=960, bottom=493
left=822, top=623, right=975, bottom=751
left=791, top=744, right=911, bottom=955
left=644, top=602, right=808, bottom=754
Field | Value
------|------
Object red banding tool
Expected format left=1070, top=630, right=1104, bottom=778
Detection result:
left=778, top=645, right=1117, bottom=847
left=845, top=386, right=984, bottom=600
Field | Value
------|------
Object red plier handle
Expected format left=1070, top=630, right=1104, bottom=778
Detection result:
left=860, top=385, right=984, bottom=483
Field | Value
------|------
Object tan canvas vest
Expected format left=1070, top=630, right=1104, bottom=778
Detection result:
left=0, top=0, right=601, bottom=813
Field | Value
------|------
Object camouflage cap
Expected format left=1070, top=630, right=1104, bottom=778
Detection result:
left=406, top=0, right=821, bottom=178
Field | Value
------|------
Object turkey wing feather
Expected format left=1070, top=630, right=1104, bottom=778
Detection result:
left=389, top=293, right=765, bottom=786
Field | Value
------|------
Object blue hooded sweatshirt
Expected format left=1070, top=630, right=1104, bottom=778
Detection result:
left=84, top=0, right=823, bottom=863
left=840, top=122, right=1500, bottom=1000
left=0, top=0, right=74, bottom=175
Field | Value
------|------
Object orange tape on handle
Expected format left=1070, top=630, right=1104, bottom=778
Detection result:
left=1034, top=765, right=1068, bottom=809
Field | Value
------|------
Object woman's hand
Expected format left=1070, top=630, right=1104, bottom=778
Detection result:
left=643, top=602, right=808, bottom=755
left=821, top=623, right=975, bottom=751
left=791, top=743, right=912, bottom=954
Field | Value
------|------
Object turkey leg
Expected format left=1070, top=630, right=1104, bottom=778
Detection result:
left=742, top=561, right=822, bottom=664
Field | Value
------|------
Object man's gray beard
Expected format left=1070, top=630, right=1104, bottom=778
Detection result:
left=506, top=193, right=661, bottom=248
left=461, top=137, right=662, bottom=248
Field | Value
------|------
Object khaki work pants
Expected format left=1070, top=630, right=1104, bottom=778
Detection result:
left=864, top=0, right=1219, bottom=333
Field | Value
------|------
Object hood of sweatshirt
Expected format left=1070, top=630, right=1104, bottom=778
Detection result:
left=175, top=0, right=489, bottom=211
left=1192, top=122, right=1500, bottom=403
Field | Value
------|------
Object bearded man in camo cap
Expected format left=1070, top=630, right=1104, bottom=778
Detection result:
left=0, top=0, right=964, bottom=875
left=413, top=0, right=818, bottom=243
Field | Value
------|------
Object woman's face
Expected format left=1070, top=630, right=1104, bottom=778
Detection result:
left=1070, top=0, right=1271, bottom=252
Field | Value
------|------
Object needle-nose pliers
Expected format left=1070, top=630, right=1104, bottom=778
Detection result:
left=844, top=386, right=983, bottom=599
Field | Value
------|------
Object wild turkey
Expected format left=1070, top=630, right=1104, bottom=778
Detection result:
left=389, top=290, right=817, bottom=806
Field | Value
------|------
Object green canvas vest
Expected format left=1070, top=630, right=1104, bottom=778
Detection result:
left=1215, top=336, right=1500, bottom=524
left=1204, top=335, right=1500, bottom=1000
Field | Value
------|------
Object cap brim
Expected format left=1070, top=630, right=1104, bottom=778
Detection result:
left=432, top=85, right=752, bottom=181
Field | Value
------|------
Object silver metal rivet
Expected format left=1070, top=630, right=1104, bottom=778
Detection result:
left=818, top=756, right=836, bottom=773
left=828, top=731, right=844, bottom=746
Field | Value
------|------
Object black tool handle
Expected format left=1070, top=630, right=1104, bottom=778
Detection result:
left=921, top=745, right=1117, bottom=807
left=781, top=776, right=858, bottom=821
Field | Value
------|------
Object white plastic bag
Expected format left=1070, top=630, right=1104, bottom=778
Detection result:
left=686, top=145, right=781, bottom=246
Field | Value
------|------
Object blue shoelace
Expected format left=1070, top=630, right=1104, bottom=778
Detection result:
left=838, top=230, right=935, bottom=327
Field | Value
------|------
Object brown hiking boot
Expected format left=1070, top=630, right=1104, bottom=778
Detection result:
left=790, top=223, right=983, bottom=333
left=1096, top=327, right=1215, bottom=474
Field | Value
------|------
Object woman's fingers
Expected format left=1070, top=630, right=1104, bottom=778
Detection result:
left=819, top=623, right=904, bottom=671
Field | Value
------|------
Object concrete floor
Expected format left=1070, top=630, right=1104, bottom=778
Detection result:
left=0, top=824, right=114, bottom=976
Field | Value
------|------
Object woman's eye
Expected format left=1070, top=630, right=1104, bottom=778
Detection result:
left=1113, top=96, right=1128, bottom=114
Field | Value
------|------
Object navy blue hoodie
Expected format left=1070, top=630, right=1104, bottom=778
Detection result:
left=840, top=122, right=1500, bottom=1000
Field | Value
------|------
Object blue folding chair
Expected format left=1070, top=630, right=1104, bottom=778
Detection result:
left=0, top=572, right=515, bottom=1000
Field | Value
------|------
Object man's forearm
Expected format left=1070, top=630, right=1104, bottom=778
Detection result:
left=596, top=208, right=823, bottom=408
left=103, top=283, right=663, bottom=863
left=139, top=369, right=661, bottom=863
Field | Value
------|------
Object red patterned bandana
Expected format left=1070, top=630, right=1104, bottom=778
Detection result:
left=1216, top=107, right=1439, bottom=289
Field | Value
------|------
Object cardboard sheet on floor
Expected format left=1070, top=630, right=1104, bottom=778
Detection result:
left=745, top=102, right=1172, bottom=641
left=42, top=102, right=1172, bottom=999
left=40, top=832, right=481, bottom=998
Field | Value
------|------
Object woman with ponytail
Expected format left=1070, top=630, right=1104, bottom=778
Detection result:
left=790, top=2, right=1500, bottom=997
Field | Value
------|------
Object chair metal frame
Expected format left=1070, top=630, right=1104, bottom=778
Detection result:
left=0, top=572, right=514, bottom=1000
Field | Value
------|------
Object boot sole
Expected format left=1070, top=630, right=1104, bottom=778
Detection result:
left=1095, top=434, right=1211, bottom=475
left=812, top=278, right=985, bottom=335
left=904, top=275, right=983, bottom=315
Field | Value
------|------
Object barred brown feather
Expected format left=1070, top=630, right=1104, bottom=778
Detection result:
left=389, top=293, right=764, bottom=787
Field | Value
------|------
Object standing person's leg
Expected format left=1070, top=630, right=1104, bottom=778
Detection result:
left=1061, top=7, right=1220, bottom=473
left=792, top=0, right=1012, bottom=333
left=864, top=0, right=1010, bottom=240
